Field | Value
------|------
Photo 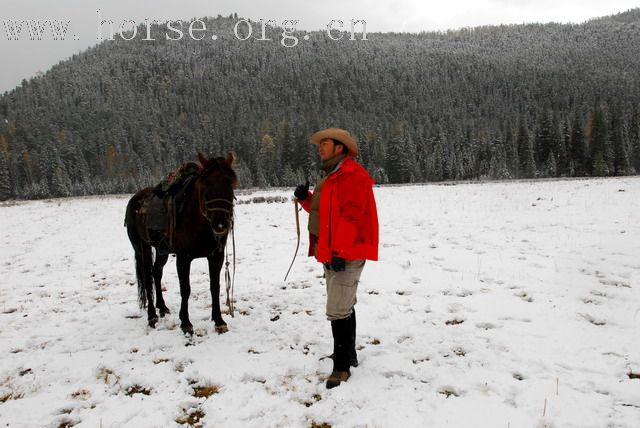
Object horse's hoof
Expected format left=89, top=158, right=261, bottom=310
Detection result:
left=159, top=308, right=170, bottom=318
left=215, top=324, right=228, bottom=334
left=181, top=325, right=194, bottom=335
left=148, top=317, right=158, bottom=328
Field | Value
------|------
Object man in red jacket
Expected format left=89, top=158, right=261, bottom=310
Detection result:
left=294, top=128, right=379, bottom=389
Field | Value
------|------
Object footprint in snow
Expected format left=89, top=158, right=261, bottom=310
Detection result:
left=599, top=278, right=631, bottom=289
left=456, top=290, right=473, bottom=297
left=512, top=373, right=525, bottom=381
left=476, top=322, right=497, bottom=330
left=514, top=291, right=533, bottom=302
left=51, top=415, right=80, bottom=428
left=438, top=385, right=463, bottom=398
left=447, top=303, right=466, bottom=313
left=396, top=335, right=412, bottom=344
left=590, top=290, right=607, bottom=298
left=450, top=347, right=466, bottom=357
left=581, top=313, right=607, bottom=326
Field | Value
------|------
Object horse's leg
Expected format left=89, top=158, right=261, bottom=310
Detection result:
left=176, top=253, right=194, bottom=335
left=207, top=253, right=227, bottom=333
left=152, top=252, right=170, bottom=317
left=140, top=243, right=158, bottom=327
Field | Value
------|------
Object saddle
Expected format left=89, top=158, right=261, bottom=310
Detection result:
left=138, top=174, right=198, bottom=254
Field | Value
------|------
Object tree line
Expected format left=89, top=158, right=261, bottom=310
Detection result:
left=1, top=10, right=640, bottom=200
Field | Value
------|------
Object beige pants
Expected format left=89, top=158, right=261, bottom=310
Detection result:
left=324, top=259, right=366, bottom=321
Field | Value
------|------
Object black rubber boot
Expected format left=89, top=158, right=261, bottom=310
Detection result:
left=326, top=318, right=351, bottom=389
left=329, top=311, right=358, bottom=368
left=349, top=309, right=358, bottom=367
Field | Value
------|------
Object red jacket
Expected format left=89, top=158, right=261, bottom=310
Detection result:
left=300, top=157, right=379, bottom=263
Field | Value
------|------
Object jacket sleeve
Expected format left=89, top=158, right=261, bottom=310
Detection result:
left=299, top=191, right=313, bottom=212
left=332, top=173, right=369, bottom=255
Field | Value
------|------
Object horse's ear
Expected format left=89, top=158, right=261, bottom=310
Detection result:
left=198, top=152, right=208, bottom=167
left=225, top=151, right=236, bottom=167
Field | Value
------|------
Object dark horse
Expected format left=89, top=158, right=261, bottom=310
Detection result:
left=125, top=152, right=237, bottom=335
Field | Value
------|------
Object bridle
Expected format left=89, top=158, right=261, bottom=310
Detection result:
left=200, top=197, right=235, bottom=235
left=196, top=162, right=235, bottom=237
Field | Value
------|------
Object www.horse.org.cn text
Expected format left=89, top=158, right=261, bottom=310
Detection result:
left=1, top=12, right=369, bottom=48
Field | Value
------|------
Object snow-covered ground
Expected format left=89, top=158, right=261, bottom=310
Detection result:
left=1, top=177, right=639, bottom=428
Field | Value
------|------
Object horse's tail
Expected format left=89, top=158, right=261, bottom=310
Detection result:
left=134, top=244, right=153, bottom=309
left=125, top=191, right=154, bottom=310
left=134, top=247, right=145, bottom=308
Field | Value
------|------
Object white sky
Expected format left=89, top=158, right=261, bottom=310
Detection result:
left=0, top=0, right=638, bottom=93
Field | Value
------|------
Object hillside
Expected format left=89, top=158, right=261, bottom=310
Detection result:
left=1, top=11, right=640, bottom=199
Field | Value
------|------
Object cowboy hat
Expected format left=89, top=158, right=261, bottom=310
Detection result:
left=310, top=128, right=358, bottom=157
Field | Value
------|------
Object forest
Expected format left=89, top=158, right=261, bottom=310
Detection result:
left=1, top=9, right=640, bottom=200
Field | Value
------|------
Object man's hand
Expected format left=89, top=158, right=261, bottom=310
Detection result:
left=294, top=181, right=310, bottom=201
left=327, top=256, right=346, bottom=272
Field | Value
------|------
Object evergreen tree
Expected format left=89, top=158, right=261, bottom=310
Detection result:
left=256, top=132, right=278, bottom=187
left=630, top=109, right=640, bottom=173
left=386, top=123, right=406, bottom=184
left=234, top=158, right=254, bottom=188
left=50, top=164, right=72, bottom=197
left=610, top=106, right=632, bottom=175
left=516, top=120, right=534, bottom=178
left=0, top=134, right=11, bottom=200
left=569, top=113, right=588, bottom=176
left=543, top=152, right=558, bottom=177
left=535, top=111, right=560, bottom=172
left=503, top=126, right=518, bottom=178
left=589, top=105, right=611, bottom=176
left=593, top=151, right=609, bottom=176
left=557, top=119, right=571, bottom=176
left=281, top=163, right=297, bottom=187
left=488, top=138, right=511, bottom=179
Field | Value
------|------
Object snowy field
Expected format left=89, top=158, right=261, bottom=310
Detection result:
left=1, top=177, right=639, bottom=428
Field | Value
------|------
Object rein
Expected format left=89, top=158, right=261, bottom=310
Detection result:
left=283, top=200, right=301, bottom=282
left=198, top=185, right=236, bottom=317
left=225, top=222, right=236, bottom=317
left=207, top=202, right=236, bottom=318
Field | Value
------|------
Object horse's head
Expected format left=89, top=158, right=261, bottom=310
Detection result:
left=195, top=151, right=238, bottom=236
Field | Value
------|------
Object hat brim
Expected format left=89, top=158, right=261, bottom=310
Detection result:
left=310, top=128, right=358, bottom=157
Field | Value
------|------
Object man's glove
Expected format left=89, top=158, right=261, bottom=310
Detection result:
left=326, top=256, right=346, bottom=272
left=294, top=181, right=310, bottom=201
